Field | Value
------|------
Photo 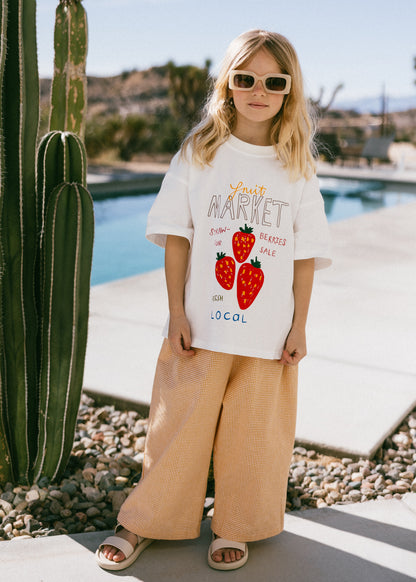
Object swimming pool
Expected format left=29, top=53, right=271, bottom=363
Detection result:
left=90, top=178, right=416, bottom=286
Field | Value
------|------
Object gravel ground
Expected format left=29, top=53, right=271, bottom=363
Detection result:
left=1, top=394, right=415, bottom=542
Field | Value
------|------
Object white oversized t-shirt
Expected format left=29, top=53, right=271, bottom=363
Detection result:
left=146, top=135, right=332, bottom=359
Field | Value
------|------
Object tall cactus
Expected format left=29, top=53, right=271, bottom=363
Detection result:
left=33, top=130, right=92, bottom=482
left=49, top=0, right=88, bottom=138
left=0, top=0, right=40, bottom=484
left=0, top=0, right=13, bottom=485
left=34, top=182, right=94, bottom=482
left=0, top=0, right=93, bottom=485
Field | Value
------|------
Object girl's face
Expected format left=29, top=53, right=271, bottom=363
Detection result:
left=230, top=49, right=285, bottom=144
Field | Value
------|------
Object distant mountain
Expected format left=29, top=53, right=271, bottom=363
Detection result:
left=40, top=66, right=170, bottom=118
left=332, top=94, right=416, bottom=114
left=40, top=66, right=415, bottom=122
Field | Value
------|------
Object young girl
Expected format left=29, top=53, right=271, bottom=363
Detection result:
left=96, top=29, right=331, bottom=572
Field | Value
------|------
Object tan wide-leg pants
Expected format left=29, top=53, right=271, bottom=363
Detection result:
left=117, top=339, right=298, bottom=542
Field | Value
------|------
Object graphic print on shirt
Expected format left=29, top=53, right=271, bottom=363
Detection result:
left=236, top=257, right=264, bottom=310
left=232, top=224, right=255, bottom=263
left=209, top=180, right=289, bottom=315
left=215, top=253, right=236, bottom=290
left=214, top=225, right=264, bottom=308
left=207, top=183, right=289, bottom=228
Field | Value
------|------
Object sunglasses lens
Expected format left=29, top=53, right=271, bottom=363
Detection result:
left=233, top=73, right=255, bottom=89
left=266, top=76, right=287, bottom=92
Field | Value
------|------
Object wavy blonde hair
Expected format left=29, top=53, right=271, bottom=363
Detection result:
left=181, top=29, right=316, bottom=180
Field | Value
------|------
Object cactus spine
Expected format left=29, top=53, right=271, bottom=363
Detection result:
left=0, top=0, right=93, bottom=485
left=49, top=0, right=88, bottom=138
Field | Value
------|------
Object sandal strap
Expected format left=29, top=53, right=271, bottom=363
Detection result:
left=99, top=535, right=135, bottom=558
left=210, top=537, right=246, bottom=555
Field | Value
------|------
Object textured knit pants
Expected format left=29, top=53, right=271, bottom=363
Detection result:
left=117, top=339, right=298, bottom=542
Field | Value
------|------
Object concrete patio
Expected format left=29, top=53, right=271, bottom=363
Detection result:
left=2, top=493, right=415, bottom=581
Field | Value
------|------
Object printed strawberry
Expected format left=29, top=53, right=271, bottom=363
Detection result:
left=237, top=257, right=264, bottom=310
left=232, top=224, right=255, bottom=263
left=215, top=252, right=236, bottom=290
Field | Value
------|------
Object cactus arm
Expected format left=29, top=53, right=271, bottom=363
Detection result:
left=66, top=132, right=87, bottom=186
left=49, top=1, right=88, bottom=137
left=67, top=1, right=88, bottom=137
left=35, top=130, right=87, bottom=327
left=0, top=0, right=13, bottom=484
left=36, top=131, right=87, bottom=233
left=0, top=0, right=39, bottom=484
left=49, top=4, right=67, bottom=132
left=34, top=182, right=94, bottom=482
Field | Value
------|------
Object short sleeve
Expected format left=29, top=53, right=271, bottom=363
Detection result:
left=146, top=152, right=194, bottom=248
left=294, top=174, right=332, bottom=270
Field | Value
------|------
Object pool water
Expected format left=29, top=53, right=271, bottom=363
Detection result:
left=319, top=177, right=416, bottom=222
left=92, top=194, right=164, bottom=286
left=91, top=178, right=416, bottom=286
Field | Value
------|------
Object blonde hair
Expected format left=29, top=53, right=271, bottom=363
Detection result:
left=181, top=29, right=316, bottom=181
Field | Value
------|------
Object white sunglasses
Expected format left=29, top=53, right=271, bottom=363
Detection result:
left=229, top=70, right=291, bottom=95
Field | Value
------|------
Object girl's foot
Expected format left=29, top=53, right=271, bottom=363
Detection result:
left=208, top=534, right=248, bottom=570
left=101, top=527, right=138, bottom=562
left=96, top=526, right=154, bottom=571
left=211, top=545, right=245, bottom=564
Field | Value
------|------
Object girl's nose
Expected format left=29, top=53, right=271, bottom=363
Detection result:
left=252, top=79, right=265, bottom=94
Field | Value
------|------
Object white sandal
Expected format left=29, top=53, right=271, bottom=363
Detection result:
left=208, top=533, right=248, bottom=571
left=95, top=524, right=153, bottom=571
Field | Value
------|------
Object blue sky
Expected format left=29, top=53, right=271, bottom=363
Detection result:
left=37, top=0, right=416, bottom=106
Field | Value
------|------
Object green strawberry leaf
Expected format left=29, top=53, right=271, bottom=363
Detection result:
left=240, top=224, right=254, bottom=234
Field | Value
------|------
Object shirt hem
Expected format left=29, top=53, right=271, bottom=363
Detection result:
left=162, top=334, right=283, bottom=360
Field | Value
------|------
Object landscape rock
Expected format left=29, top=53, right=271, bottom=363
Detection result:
left=0, top=394, right=414, bottom=541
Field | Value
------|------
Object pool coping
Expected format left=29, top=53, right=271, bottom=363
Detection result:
left=87, top=161, right=416, bottom=199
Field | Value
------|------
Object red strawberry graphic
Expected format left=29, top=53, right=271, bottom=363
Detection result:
left=215, top=252, right=236, bottom=290
left=232, top=224, right=255, bottom=263
left=237, top=257, right=264, bottom=310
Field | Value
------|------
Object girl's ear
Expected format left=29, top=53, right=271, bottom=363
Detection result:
left=225, top=96, right=234, bottom=111
left=225, top=87, right=233, bottom=105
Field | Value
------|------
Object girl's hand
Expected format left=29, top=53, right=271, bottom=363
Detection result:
left=168, top=314, right=195, bottom=357
left=278, top=326, right=307, bottom=366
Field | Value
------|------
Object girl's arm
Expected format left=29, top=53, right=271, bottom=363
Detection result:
left=279, top=258, right=315, bottom=366
left=165, top=234, right=195, bottom=357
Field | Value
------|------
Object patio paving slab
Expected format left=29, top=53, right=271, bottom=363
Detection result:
left=1, top=494, right=415, bottom=582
